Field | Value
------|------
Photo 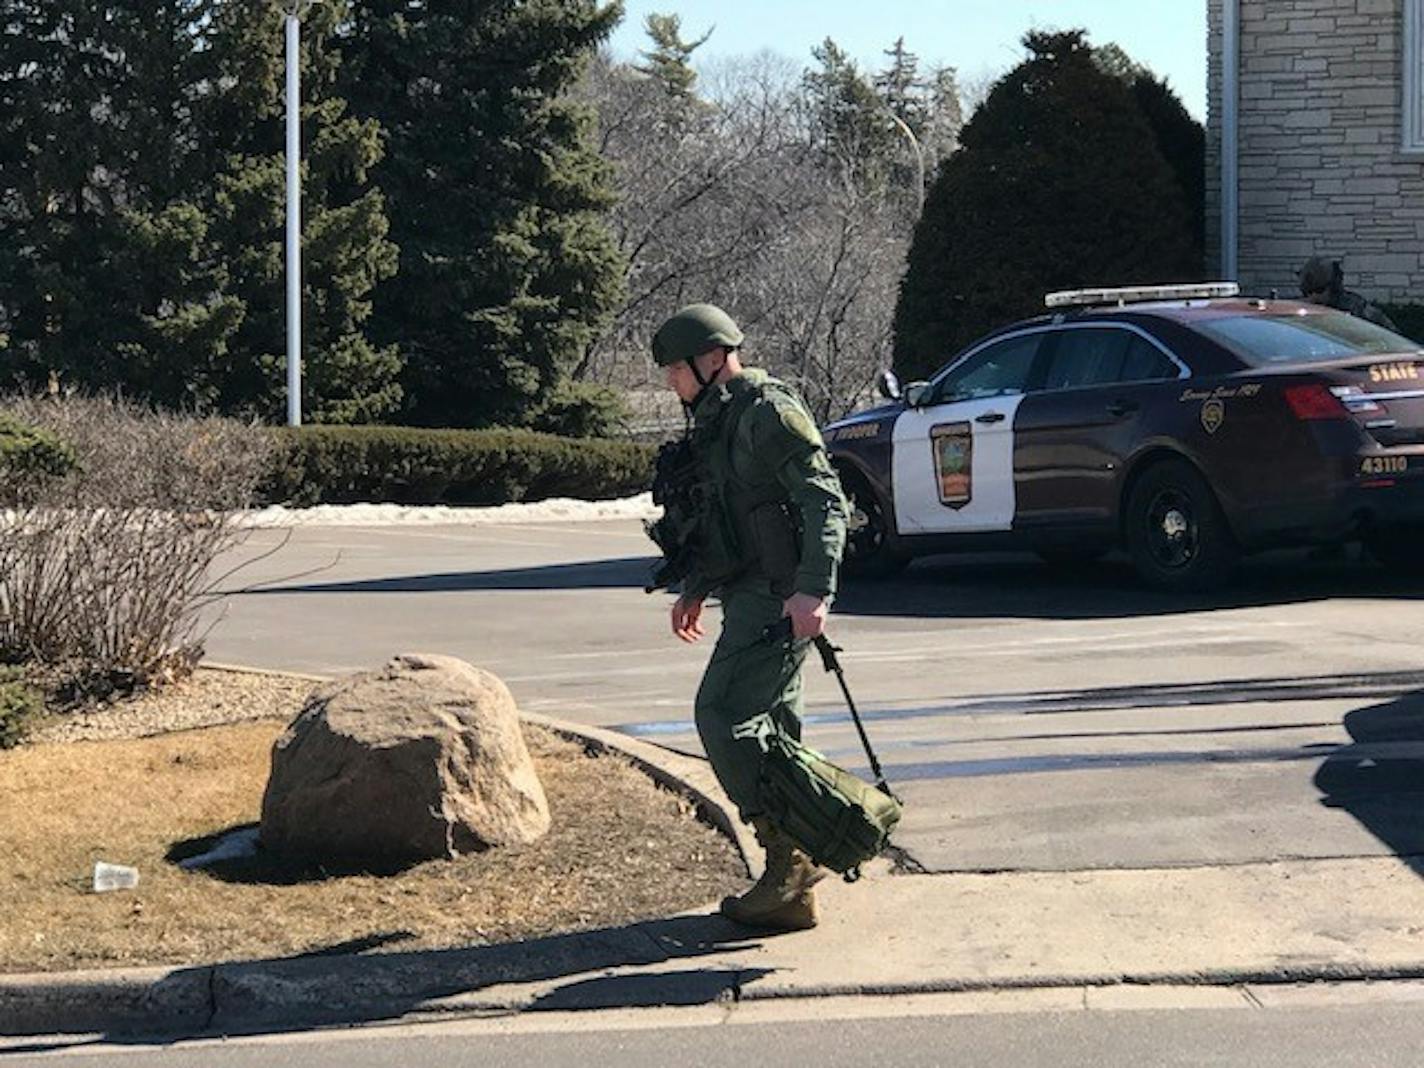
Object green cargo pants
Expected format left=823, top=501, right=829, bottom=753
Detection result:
left=694, top=585, right=810, bottom=820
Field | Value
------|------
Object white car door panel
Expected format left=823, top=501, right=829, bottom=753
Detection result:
left=892, top=396, right=1025, bottom=533
left=889, top=331, right=1043, bottom=535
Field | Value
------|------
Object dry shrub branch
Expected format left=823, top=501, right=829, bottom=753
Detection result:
left=0, top=396, right=272, bottom=688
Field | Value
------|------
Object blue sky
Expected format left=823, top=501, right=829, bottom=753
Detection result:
left=607, top=1, right=1208, bottom=120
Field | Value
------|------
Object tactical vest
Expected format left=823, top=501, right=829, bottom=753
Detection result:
left=690, top=379, right=803, bottom=596
left=644, top=377, right=804, bottom=597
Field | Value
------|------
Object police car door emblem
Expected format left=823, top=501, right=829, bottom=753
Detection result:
left=1201, top=399, right=1225, bottom=434
left=931, top=422, right=972, bottom=509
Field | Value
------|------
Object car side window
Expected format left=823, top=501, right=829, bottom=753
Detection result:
left=1041, top=329, right=1132, bottom=391
left=932, top=335, right=1040, bottom=404
left=1118, top=334, right=1179, bottom=381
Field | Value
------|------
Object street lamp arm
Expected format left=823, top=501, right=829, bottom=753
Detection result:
left=883, top=109, right=925, bottom=217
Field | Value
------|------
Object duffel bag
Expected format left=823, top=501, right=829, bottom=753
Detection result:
left=739, top=714, right=903, bottom=878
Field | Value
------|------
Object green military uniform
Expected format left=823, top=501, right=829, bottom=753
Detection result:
left=681, top=368, right=848, bottom=820
left=648, top=302, right=849, bottom=931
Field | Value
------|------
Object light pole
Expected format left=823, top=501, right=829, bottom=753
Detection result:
left=885, top=110, right=925, bottom=218
left=284, top=2, right=318, bottom=427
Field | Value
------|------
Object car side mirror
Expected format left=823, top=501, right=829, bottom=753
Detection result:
left=875, top=369, right=902, bottom=401
left=904, top=381, right=931, bottom=408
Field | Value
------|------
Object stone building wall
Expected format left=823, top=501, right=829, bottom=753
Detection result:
left=1207, top=0, right=1424, bottom=302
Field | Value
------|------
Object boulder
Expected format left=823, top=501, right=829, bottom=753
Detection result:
left=260, top=653, right=550, bottom=863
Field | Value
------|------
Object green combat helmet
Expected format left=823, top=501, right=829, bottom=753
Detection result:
left=651, top=303, right=744, bottom=367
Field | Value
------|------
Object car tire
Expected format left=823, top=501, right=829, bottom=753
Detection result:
left=1123, top=459, right=1237, bottom=592
left=838, top=468, right=909, bottom=580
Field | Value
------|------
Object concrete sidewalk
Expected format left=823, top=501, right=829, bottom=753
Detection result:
left=6, top=711, right=1424, bottom=1038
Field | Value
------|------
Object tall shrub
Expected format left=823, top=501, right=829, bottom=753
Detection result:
left=0, top=396, right=271, bottom=685
left=892, top=30, right=1200, bottom=381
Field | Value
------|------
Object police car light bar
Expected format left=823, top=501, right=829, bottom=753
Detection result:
left=1044, top=282, right=1241, bottom=309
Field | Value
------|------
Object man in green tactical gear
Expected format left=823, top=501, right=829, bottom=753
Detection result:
left=1299, top=256, right=1398, bottom=331
left=650, top=302, right=849, bottom=932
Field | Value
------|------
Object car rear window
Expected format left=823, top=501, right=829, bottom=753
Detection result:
left=1194, top=312, right=1418, bottom=365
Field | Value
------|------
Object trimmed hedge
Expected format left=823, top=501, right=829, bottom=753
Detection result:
left=264, top=426, right=656, bottom=507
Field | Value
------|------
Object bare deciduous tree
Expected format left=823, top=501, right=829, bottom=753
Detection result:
left=0, top=396, right=272, bottom=690
left=580, top=38, right=963, bottom=431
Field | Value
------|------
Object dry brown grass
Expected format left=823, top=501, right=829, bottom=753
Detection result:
left=0, top=682, right=745, bottom=975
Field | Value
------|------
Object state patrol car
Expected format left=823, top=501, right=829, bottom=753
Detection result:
left=824, top=283, right=1424, bottom=591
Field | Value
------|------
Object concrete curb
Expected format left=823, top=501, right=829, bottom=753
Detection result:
left=13, top=940, right=1424, bottom=1038
left=199, top=661, right=335, bottom=684
left=15, top=663, right=1424, bottom=1038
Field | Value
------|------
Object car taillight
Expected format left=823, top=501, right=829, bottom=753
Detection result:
left=1329, top=385, right=1383, bottom=414
left=1284, top=383, right=1349, bottom=420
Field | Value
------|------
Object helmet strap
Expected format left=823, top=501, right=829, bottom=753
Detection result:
left=686, top=348, right=730, bottom=411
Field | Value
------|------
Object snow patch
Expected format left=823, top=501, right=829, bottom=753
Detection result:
left=240, top=492, right=659, bottom=528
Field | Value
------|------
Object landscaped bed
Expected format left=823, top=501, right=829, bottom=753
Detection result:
left=1, top=668, right=744, bottom=974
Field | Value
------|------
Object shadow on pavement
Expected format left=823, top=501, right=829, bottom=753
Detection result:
left=834, top=550, right=1424, bottom=621
left=622, top=669, right=1424, bottom=740
left=8, top=914, right=772, bottom=1046
left=1315, top=689, right=1424, bottom=876
left=238, top=548, right=1424, bottom=619
left=525, top=966, right=772, bottom=1011
left=242, top=555, right=658, bottom=594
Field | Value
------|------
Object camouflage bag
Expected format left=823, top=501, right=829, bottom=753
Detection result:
left=739, top=625, right=904, bottom=879
left=749, top=724, right=903, bottom=878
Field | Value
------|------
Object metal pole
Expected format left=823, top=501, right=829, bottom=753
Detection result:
left=1221, top=0, right=1240, bottom=282
left=886, top=111, right=925, bottom=218
left=285, top=9, right=302, bottom=427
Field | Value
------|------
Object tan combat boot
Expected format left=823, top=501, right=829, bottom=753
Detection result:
left=720, top=818, right=826, bottom=931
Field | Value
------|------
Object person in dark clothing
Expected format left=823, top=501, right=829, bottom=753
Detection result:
left=1298, top=257, right=1399, bottom=331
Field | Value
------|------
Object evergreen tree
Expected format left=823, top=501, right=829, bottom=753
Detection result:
left=874, top=38, right=924, bottom=132
left=923, top=64, right=965, bottom=164
left=205, top=1, right=401, bottom=423
left=801, top=38, right=962, bottom=215
left=1095, top=41, right=1206, bottom=266
left=0, top=0, right=400, bottom=422
left=637, top=12, right=710, bottom=101
left=1130, top=75, right=1205, bottom=269
left=892, top=30, right=1199, bottom=381
left=0, top=2, right=242, bottom=402
left=340, top=0, right=627, bottom=429
left=803, top=39, right=899, bottom=191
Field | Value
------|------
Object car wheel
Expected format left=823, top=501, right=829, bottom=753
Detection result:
left=1123, top=459, right=1237, bottom=592
left=838, top=469, right=908, bottom=580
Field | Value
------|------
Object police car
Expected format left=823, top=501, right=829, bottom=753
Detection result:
left=824, top=283, right=1424, bottom=591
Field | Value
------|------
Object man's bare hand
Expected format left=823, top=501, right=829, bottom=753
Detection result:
left=782, top=592, right=829, bottom=640
left=671, top=595, right=706, bottom=643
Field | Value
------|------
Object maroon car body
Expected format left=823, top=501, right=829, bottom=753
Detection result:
left=825, top=293, right=1424, bottom=590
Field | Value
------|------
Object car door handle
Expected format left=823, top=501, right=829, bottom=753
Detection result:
left=1106, top=400, right=1139, bottom=418
left=975, top=411, right=1006, bottom=424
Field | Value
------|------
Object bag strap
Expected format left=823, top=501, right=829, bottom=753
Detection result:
left=811, top=635, right=898, bottom=801
left=761, top=619, right=899, bottom=802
